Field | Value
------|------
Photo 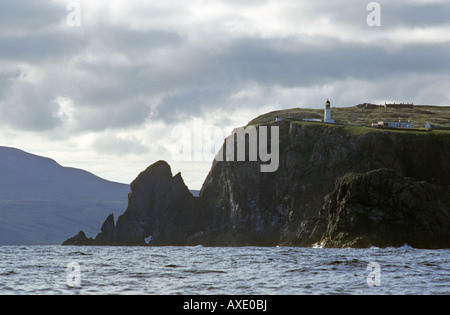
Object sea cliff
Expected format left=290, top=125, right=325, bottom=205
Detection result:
left=63, top=117, right=450, bottom=248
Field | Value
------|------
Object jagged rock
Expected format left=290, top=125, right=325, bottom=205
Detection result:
left=197, top=123, right=450, bottom=246
left=64, top=161, right=201, bottom=246
left=61, top=231, right=93, bottom=246
left=94, top=214, right=116, bottom=245
left=112, top=161, right=200, bottom=245
left=311, top=169, right=450, bottom=248
left=63, top=121, right=450, bottom=248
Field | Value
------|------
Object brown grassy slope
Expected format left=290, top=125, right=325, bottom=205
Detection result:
left=248, top=105, right=450, bottom=129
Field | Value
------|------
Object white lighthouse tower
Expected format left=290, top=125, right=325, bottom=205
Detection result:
left=324, top=99, right=335, bottom=123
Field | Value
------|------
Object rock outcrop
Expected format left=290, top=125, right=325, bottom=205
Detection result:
left=63, top=161, right=200, bottom=246
left=62, top=231, right=93, bottom=246
left=63, top=120, right=450, bottom=248
left=194, top=122, right=450, bottom=246
left=111, top=160, right=201, bottom=245
left=310, top=169, right=450, bottom=248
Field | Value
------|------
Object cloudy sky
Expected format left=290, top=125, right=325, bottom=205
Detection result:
left=0, top=0, right=449, bottom=189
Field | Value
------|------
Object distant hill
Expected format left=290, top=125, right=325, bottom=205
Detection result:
left=0, top=146, right=130, bottom=245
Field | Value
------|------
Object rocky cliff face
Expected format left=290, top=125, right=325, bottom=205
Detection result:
left=63, top=122, right=450, bottom=248
left=111, top=161, right=201, bottom=245
left=64, top=161, right=200, bottom=245
left=195, top=122, right=450, bottom=246
left=310, top=168, right=450, bottom=248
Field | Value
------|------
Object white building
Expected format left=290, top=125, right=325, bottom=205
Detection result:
left=324, top=99, right=335, bottom=123
left=377, top=121, right=412, bottom=128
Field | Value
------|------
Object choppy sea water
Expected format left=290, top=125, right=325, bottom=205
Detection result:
left=0, top=245, right=448, bottom=295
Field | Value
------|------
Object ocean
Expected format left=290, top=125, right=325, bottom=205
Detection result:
left=0, top=245, right=448, bottom=295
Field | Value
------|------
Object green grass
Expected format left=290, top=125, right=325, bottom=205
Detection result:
left=246, top=105, right=450, bottom=138
left=248, top=105, right=450, bottom=130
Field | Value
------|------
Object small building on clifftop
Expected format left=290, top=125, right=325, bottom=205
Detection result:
left=376, top=121, right=413, bottom=128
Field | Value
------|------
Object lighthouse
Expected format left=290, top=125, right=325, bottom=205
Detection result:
left=324, top=99, right=335, bottom=123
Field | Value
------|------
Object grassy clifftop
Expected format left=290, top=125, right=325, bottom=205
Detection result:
left=248, top=105, right=450, bottom=130
left=64, top=105, right=450, bottom=247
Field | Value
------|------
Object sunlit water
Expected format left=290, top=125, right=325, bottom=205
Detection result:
left=0, top=246, right=448, bottom=295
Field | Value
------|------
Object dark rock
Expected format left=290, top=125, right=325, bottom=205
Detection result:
left=63, top=122, right=450, bottom=248
left=112, top=161, right=200, bottom=245
left=67, top=160, right=201, bottom=246
left=197, top=123, right=450, bottom=246
left=94, top=214, right=116, bottom=245
left=62, top=231, right=93, bottom=246
left=311, top=169, right=450, bottom=248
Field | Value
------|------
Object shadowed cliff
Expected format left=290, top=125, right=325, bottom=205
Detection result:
left=63, top=117, right=450, bottom=248
left=64, top=161, right=201, bottom=246
left=310, top=168, right=450, bottom=248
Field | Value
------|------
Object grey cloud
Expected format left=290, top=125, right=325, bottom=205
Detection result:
left=0, top=94, right=61, bottom=131
left=157, top=87, right=229, bottom=123
left=380, top=1, right=450, bottom=28
left=0, top=23, right=182, bottom=62
left=93, top=26, right=183, bottom=53
left=0, top=31, right=89, bottom=61
left=74, top=100, right=152, bottom=132
left=284, top=0, right=450, bottom=29
left=222, top=37, right=450, bottom=85
left=90, top=134, right=148, bottom=156
left=0, top=1, right=63, bottom=32
left=151, top=35, right=450, bottom=122
left=0, top=1, right=448, bottom=135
